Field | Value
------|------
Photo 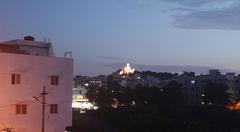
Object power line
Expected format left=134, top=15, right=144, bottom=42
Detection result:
left=0, top=100, right=38, bottom=109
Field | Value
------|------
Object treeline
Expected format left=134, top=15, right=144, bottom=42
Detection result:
left=86, top=75, right=230, bottom=110
left=74, top=72, right=238, bottom=132
left=135, top=71, right=179, bottom=80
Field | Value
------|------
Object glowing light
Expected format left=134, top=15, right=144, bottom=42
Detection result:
left=131, top=101, right=136, bottom=106
left=93, top=106, right=99, bottom=110
left=72, top=92, right=98, bottom=110
left=191, top=80, right=195, bottom=84
left=111, top=98, right=119, bottom=108
left=227, top=102, right=240, bottom=111
left=72, top=101, right=98, bottom=110
left=119, top=63, right=135, bottom=75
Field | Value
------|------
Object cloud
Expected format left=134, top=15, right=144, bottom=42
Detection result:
left=158, top=0, right=240, bottom=30
left=173, top=6, right=240, bottom=30
left=119, top=0, right=240, bottom=30
left=97, top=56, right=126, bottom=61
left=159, top=0, right=237, bottom=8
left=124, top=0, right=240, bottom=30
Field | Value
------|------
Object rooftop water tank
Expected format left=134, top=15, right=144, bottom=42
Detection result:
left=24, top=36, right=35, bottom=41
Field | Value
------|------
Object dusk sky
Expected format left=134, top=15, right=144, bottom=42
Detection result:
left=1, top=0, right=240, bottom=75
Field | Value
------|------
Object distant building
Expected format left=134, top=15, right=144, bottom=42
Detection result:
left=74, top=75, right=107, bottom=88
left=119, top=63, right=135, bottom=75
left=209, top=69, right=221, bottom=76
left=72, top=75, right=102, bottom=111
left=72, top=86, right=98, bottom=111
left=0, top=36, right=73, bottom=132
left=226, top=73, right=239, bottom=101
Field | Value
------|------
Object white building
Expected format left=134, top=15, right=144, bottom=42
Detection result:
left=0, top=36, right=73, bottom=132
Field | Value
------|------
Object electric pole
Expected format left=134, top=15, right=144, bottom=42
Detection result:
left=41, top=86, right=47, bottom=132
left=33, top=86, right=48, bottom=132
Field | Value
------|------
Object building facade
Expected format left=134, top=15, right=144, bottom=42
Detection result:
left=0, top=36, right=73, bottom=132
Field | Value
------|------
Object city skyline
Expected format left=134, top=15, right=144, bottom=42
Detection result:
left=1, top=0, right=240, bottom=75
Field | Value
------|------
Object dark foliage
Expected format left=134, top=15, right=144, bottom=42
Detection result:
left=203, top=82, right=230, bottom=106
left=140, top=71, right=178, bottom=80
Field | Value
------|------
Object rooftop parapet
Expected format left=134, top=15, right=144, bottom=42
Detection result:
left=0, top=36, right=54, bottom=56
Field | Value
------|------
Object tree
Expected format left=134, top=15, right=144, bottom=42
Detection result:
left=161, top=81, right=183, bottom=108
left=85, top=84, right=111, bottom=109
left=85, top=84, right=98, bottom=102
left=183, top=71, right=195, bottom=77
left=203, top=82, right=230, bottom=106
left=135, top=86, right=161, bottom=107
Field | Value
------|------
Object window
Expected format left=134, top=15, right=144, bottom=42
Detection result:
left=15, top=104, right=27, bottom=114
left=11, top=74, right=21, bottom=84
left=50, top=104, right=58, bottom=114
left=51, top=76, right=59, bottom=85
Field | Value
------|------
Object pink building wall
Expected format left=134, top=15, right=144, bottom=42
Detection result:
left=0, top=52, right=73, bottom=132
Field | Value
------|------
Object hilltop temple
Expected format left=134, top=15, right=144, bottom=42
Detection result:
left=119, top=63, right=135, bottom=75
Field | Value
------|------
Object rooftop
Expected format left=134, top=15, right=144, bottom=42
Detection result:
left=0, top=36, right=54, bottom=56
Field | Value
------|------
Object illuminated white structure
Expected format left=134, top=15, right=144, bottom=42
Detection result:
left=119, top=63, right=135, bottom=75
left=0, top=36, right=73, bottom=132
left=72, top=87, right=98, bottom=110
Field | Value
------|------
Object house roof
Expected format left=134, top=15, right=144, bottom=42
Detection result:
left=0, top=39, right=49, bottom=48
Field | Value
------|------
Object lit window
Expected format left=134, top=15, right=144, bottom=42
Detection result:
left=15, top=104, right=27, bottom=114
left=11, top=74, right=21, bottom=84
left=50, top=104, right=58, bottom=114
left=51, top=76, right=59, bottom=85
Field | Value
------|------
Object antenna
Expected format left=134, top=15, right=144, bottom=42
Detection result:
left=48, top=38, right=51, bottom=43
left=48, top=38, right=55, bottom=57
left=44, top=37, right=46, bottom=43
left=43, top=37, right=55, bottom=57
left=64, top=51, right=72, bottom=58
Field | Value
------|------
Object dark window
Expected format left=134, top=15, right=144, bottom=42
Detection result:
left=15, top=104, right=27, bottom=114
left=11, top=74, right=15, bottom=84
left=50, top=104, right=58, bottom=114
left=11, top=74, right=21, bottom=84
left=51, top=76, right=59, bottom=85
